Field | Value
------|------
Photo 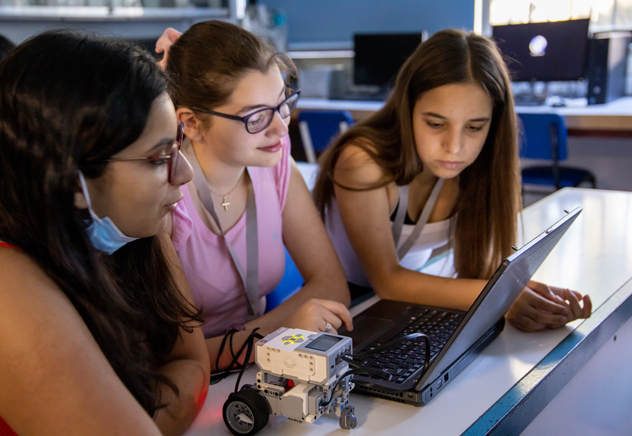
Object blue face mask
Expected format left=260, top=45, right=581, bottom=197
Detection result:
left=78, top=171, right=138, bottom=255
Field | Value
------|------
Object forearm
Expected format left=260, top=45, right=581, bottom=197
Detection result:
left=282, top=159, right=351, bottom=308
left=369, top=266, right=486, bottom=311
left=250, top=273, right=349, bottom=337
left=154, top=358, right=209, bottom=436
left=285, top=268, right=350, bottom=308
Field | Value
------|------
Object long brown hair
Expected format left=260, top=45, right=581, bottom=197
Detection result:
left=314, top=29, right=521, bottom=280
left=166, top=20, right=297, bottom=120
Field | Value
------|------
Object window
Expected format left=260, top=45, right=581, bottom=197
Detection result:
left=489, top=0, right=632, bottom=31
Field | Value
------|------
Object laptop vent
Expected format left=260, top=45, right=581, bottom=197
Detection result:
left=358, top=387, right=406, bottom=403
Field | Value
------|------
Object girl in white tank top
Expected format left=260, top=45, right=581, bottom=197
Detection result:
left=315, top=29, right=591, bottom=332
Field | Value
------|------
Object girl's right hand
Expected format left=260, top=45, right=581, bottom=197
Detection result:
left=155, top=27, right=183, bottom=70
left=283, top=298, right=354, bottom=334
left=506, top=281, right=591, bottom=332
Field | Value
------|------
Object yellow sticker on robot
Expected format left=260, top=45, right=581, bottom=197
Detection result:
left=282, top=334, right=305, bottom=345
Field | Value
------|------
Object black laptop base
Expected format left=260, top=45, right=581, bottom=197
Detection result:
left=339, top=209, right=581, bottom=407
left=348, top=303, right=466, bottom=390
left=350, top=317, right=504, bottom=406
left=339, top=297, right=506, bottom=406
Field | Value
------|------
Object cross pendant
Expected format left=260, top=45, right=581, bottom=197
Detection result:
left=221, top=196, right=230, bottom=211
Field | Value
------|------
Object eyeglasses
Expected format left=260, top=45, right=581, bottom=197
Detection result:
left=105, top=122, right=183, bottom=183
left=192, top=90, right=301, bottom=134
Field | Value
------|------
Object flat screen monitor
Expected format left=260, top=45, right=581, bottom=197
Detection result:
left=492, top=19, right=590, bottom=82
left=353, top=33, right=422, bottom=88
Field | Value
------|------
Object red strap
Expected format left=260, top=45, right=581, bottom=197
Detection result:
left=0, top=242, right=17, bottom=250
left=0, top=416, right=17, bottom=436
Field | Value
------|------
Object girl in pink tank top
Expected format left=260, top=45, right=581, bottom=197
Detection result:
left=163, top=21, right=353, bottom=372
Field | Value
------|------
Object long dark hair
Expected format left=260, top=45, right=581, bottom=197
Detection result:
left=314, top=29, right=521, bottom=280
left=0, top=34, right=14, bottom=61
left=166, top=20, right=297, bottom=120
left=0, top=31, right=200, bottom=415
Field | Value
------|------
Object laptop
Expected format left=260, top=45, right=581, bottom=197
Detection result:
left=339, top=207, right=582, bottom=406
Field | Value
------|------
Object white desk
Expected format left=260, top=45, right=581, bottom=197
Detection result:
left=184, top=188, right=632, bottom=436
left=297, top=97, right=632, bottom=136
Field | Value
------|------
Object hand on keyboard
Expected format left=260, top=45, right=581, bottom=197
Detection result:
left=282, top=298, right=354, bottom=334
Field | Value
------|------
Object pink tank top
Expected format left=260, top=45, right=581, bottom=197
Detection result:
left=172, top=136, right=292, bottom=338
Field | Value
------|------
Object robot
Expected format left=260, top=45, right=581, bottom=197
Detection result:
left=222, top=327, right=358, bottom=436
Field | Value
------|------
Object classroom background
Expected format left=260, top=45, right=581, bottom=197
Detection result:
left=1, top=1, right=632, bottom=435
left=1, top=1, right=631, bottom=205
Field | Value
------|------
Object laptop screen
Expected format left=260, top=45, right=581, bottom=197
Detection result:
left=417, top=207, right=582, bottom=389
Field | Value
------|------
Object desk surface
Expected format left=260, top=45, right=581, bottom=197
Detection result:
left=297, top=96, right=632, bottom=135
left=184, top=188, right=632, bottom=436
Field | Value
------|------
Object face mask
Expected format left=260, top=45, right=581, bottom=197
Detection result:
left=78, top=171, right=138, bottom=255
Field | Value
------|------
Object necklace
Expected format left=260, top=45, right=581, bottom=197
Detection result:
left=208, top=172, right=244, bottom=211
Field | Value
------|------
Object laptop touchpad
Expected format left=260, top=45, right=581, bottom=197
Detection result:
left=341, top=316, right=394, bottom=351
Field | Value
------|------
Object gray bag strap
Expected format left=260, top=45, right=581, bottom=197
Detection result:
left=188, top=153, right=260, bottom=319
left=392, top=178, right=444, bottom=260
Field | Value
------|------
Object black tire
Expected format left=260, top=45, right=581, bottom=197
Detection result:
left=222, top=388, right=270, bottom=436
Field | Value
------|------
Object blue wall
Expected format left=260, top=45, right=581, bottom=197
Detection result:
left=259, top=0, right=475, bottom=46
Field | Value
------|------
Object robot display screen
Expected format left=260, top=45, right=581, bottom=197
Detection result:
left=305, top=335, right=342, bottom=352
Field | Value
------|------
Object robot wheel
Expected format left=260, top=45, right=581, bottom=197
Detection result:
left=222, top=388, right=270, bottom=436
left=339, top=405, right=357, bottom=430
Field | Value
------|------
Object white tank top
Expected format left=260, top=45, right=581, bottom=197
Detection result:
left=325, top=191, right=453, bottom=287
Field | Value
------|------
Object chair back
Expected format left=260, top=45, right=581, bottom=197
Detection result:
left=298, top=110, right=354, bottom=164
left=266, top=247, right=303, bottom=312
left=518, top=113, right=568, bottom=162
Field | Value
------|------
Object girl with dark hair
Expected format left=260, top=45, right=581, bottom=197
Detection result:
left=0, top=32, right=209, bottom=435
left=160, top=20, right=352, bottom=372
left=314, top=29, right=591, bottom=332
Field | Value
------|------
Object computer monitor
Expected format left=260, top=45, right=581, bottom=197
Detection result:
left=492, top=19, right=590, bottom=82
left=353, top=33, right=423, bottom=89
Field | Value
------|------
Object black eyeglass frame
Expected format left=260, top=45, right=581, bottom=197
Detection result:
left=191, top=90, right=301, bottom=134
left=104, top=122, right=184, bottom=184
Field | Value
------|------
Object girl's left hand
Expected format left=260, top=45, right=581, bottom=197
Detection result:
left=506, top=280, right=592, bottom=332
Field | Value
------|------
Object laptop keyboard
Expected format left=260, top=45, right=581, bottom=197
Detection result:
left=357, top=308, right=464, bottom=384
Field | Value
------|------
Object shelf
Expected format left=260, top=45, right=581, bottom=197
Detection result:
left=0, top=5, right=230, bottom=22
left=287, top=49, right=354, bottom=59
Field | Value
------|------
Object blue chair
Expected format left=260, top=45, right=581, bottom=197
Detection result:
left=298, top=110, right=354, bottom=164
left=518, top=113, right=596, bottom=190
left=266, top=246, right=303, bottom=312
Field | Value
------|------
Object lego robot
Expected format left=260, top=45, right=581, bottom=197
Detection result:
left=222, top=327, right=358, bottom=435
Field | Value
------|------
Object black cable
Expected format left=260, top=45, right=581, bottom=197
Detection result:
left=319, top=367, right=390, bottom=407
left=216, top=329, right=234, bottom=373
left=319, top=333, right=433, bottom=407
left=315, top=333, right=432, bottom=408
left=340, top=355, right=394, bottom=379
left=211, top=328, right=263, bottom=387
left=234, top=328, right=263, bottom=393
